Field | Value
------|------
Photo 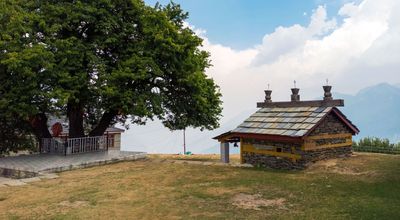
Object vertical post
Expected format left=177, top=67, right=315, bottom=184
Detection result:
left=106, top=131, right=109, bottom=151
left=183, top=128, right=186, bottom=155
left=39, top=139, right=42, bottom=154
left=240, top=138, right=244, bottom=164
left=220, top=142, right=229, bottom=163
left=64, top=139, right=68, bottom=156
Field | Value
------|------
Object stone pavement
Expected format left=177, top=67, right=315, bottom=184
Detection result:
left=0, top=150, right=147, bottom=179
left=0, top=173, right=58, bottom=187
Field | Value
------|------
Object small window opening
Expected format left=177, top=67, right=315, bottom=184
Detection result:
left=276, top=147, right=282, bottom=153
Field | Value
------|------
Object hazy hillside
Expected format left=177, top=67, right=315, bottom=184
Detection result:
left=336, top=83, right=400, bottom=142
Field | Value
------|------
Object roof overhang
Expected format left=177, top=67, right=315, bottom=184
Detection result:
left=331, top=108, right=360, bottom=134
left=213, top=131, right=303, bottom=143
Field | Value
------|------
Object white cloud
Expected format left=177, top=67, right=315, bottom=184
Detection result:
left=253, top=6, right=337, bottom=65
left=123, top=0, right=400, bottom=153
left=338, top=2, right=358, bottom=17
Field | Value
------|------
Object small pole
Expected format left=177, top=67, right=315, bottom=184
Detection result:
left=183, top=128, right=186, bottom=155
left=106, top=131, right=109, bottom=151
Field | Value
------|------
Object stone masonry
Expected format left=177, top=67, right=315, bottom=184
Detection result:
left=242, top=146, right=352, bottom=170
left=242, top=112, right=353, bottom=170
left=309, top=113, right=353, bottom=135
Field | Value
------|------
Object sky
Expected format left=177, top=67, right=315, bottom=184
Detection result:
left=122, top=0, right=400, bottom=154
left=144, top=0, right=353, bottom=49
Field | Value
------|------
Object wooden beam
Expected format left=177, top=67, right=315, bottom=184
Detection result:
left=302, top=134, right=352, bottom=151
left=305, top=133, right=352, bottom=140
left=257, top=99, right=344, bottom=108
left=215, top=132, right=302, bottom=143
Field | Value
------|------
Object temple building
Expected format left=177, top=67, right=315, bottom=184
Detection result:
left=213, top=85, right=359, bottom=169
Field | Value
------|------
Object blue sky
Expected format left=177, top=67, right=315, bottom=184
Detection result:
left=144, top=0, right=348, bottom=49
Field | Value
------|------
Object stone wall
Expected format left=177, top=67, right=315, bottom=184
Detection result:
left=0, top=168, right=38, bottom=179
left=242, top=146, right=352, bottom=170
left=309, top=113, right=353, bottom=135
left=242, top=152, right=300, bottom=169
left=315, top=137, right=347, bottom=146
left=297, top=146, right=352, bottom=166
left=242, top=138, right=301, bottom=154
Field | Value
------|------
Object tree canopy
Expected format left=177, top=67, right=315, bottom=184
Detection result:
left=0, top=0, right=222, bottom=150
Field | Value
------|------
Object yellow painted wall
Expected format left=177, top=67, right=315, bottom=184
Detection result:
left=240, top=133, right=353, bottom=163
left=112, top=133, right=121, bottom=149
left=302, top=133, right=352, bottom=151
left=241, top=142, right=301, bottom=162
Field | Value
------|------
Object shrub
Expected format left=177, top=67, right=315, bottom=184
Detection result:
left=353, top=137, right=400, bottom=154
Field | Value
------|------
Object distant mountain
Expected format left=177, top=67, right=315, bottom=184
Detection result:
left=335, top=83, right=400, bottom=142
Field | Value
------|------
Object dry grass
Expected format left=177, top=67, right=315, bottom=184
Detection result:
left=0, top=153, right=399, bottom=219
left=149, top=153, right=241, bottom=163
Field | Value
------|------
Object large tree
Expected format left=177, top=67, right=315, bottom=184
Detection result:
left=0, top=0, right=222, bottom=142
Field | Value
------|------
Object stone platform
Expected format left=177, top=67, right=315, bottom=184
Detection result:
left=0, top=150, right=147, bottom=179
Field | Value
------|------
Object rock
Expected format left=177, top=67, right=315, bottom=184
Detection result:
left=20, top=177, right=42, bottom=183
left=39, top=173, right=59, bottom=179
left=3, top=179, right=27, bottom=186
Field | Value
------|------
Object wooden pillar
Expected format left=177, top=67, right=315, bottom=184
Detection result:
left=220, top=142, right=229, bottom=163
left=240, top=138, right=244, bottom=164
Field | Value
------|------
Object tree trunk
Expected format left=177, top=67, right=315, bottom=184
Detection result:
left=29, top=113, right=52, bottom=152
left=67, top=101, right=85, bottom=138
left=89, top=110, right=118, bottom=136
left=29, top=113, right=52, bottom=140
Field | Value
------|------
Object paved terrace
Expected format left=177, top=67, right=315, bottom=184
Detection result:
left=0, top=150, right=146, bottom=179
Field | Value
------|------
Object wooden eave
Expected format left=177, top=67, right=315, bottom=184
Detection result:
left=331, top=108, right=360, bottom=134
left=213, top=132, right=303, bottom=143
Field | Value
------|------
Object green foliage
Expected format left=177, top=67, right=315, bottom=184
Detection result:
left=0, top=0, right=222, bottom=143
left=353, top=137, right=400, bottom=154
left=0, top=0, right=52, bottom=153
left=0, top=112, right=36, bottom=155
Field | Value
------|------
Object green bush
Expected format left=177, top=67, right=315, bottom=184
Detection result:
left=0, top=113, right=36, bottom=155
left=353, top=137, right=400, bottom=154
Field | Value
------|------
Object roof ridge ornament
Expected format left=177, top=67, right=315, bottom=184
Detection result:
left=257, top=81, right=344, bottom=108
left=291, top=80, right=300, bottom=102
left=323, top=82, right=333, bottom=101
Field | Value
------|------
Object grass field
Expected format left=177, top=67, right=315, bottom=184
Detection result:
left=0, top=153, right=399, bottom=220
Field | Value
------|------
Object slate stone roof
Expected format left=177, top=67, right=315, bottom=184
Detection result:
left=232, top=106, right=333, bottom=137
left=105, top=127, right=125, bottom=133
